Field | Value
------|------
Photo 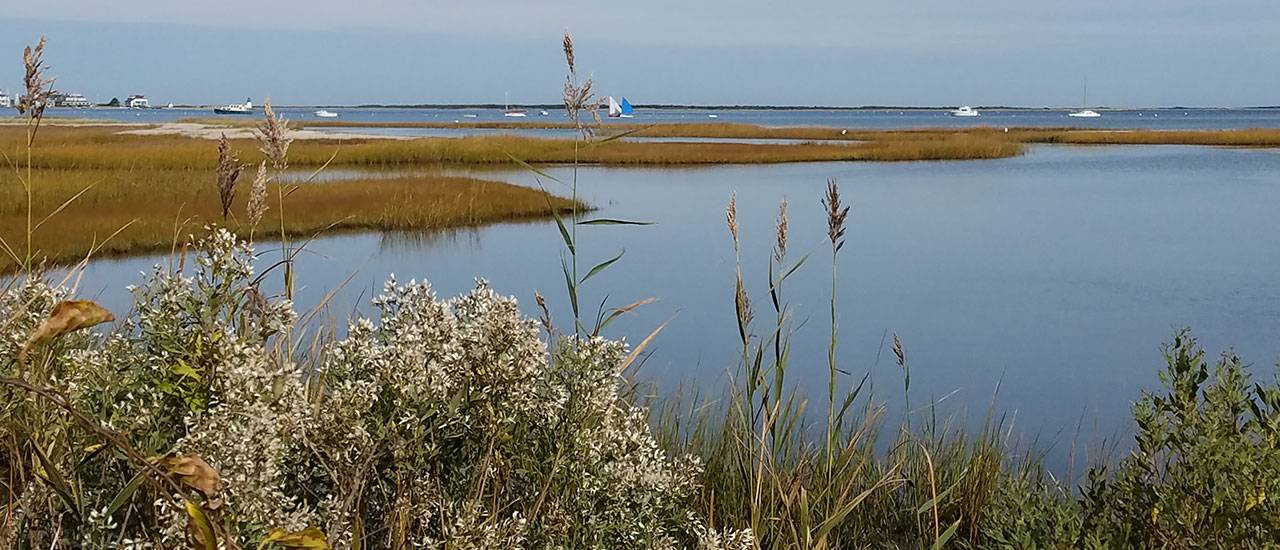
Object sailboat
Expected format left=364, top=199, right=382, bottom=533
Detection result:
left=619, top=97, right=635, bottom=118
left=1068, top=79, right=1101, bottom=118
left=607, top=96, right=623, bottom=118
left=503, top=92, right=527, bottom=118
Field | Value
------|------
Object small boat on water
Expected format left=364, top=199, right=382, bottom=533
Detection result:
left=607, top=96, right=623, bottom=118
left=540, top=110, right=550, bottom=116
left=0, top=90, right=11, bottom=108
left=1067, top=79, right=1101, bottom=118
left=314, top=110, right=339, bottom=118
left=503, top=92, right=527, bottom=117
left=707, top=114, right=719, bottom=119
left=463, top=113, right=479, bottom=118
left=950, top=106, right=980, bottom=117
left=214, top=98, right=253, bottom=115
left=619, top=97, right=636, bottom=118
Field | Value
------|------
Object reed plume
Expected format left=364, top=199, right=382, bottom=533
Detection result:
left=215, top=134, right=243, bottom=220
left=562, top=32, right=576, bottom=76
left=246, top=161, right=269, bottom=230
left=893, top=332, right=911, bottom=425
left=823, top=178, right=849, bottom=250
left=774, top=199, right=788, bottom=263
left=561, top=32, right=601, bottom=138
left=725, top=193, right=752, bottom=343
left=726, top=192, right=740, bottom=250
left=19, top=36, right=53, bottom=143
left=257, top=99, right=293, bottom=171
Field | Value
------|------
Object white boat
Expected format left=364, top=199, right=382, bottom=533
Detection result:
left=0, top=90, right=11, bottom=108
left=707, top=114, right=719, bottom=119
left=607, top=96, right=623, bottom=118
left=540, top=110, right=550, bottom=116
left=503, top=92, right=527, bottom=117
left=314, top=110, right=339, bottom=118
left=950, top=106, right=980, bottom=117
left=214, top=98, right=253, bottom=115
left=56, top=93, right=92, bottom=108
left=1068, top=79, right=1101, bottom=118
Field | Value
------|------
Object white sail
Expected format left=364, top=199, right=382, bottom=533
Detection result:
left=607, top=96, right=622, bottom=117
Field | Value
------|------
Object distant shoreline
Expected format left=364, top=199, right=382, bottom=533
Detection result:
left=31, top=104, right=1280, bottom=112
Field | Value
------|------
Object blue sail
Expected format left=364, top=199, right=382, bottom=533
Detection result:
left=620, top=97, right=635, bottom=115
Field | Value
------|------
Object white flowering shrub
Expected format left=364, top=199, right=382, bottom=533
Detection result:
left=1, top=230, right=748, bottom=549
left=301, top=277, right=745, bottom=548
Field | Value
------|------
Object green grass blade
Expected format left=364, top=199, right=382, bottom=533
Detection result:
left=580, top=249, right=624, bottom=284
left=105, top=468, right=148, bottom=517
left=504, top=152, right=564, bottom=184
left=576, top=218, right=654, bottom=226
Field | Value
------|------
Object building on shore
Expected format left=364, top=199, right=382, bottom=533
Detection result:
left=50, top=91, right=92, bottom=108
left=125, top=94, right=150, bottom=108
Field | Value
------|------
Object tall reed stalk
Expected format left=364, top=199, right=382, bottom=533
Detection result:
left=821, top=178, right=849, bottom=478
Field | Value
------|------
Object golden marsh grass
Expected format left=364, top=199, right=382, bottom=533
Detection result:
left=0, top=166, right=578, bottom=272
left=183, top=117, right=1280, bottom=148
left=6, top=125, right=1023, bottom=168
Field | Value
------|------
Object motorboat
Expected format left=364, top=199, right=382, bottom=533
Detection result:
left=214, top=98, right=253, bottom=115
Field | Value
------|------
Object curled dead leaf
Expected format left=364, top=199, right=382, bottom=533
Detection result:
left=160, top=454, right=221, bottom=498
left=259, top=526, right=330, bottom=549
left=20, top=300, right=114, bottom=365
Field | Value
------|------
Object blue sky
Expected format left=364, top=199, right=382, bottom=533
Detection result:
left=2, top=1, right=1278, bottom=106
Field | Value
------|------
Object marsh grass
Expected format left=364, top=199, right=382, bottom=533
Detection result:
left=211, top=118, right=1280, bottom=149
left=0, top=167, right=579, bottom=271
left=4, top=125, right=1024, bottom=169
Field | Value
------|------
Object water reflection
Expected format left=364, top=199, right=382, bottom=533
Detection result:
left=65, top=144, right=1280, bottom=472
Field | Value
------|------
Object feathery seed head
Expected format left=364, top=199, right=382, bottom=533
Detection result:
left=562, top=32, right=576, bottom=75
left=823, top=178, right=850, bottom=251
left=774, top=199, right=789, bottom=263
left=892, top=333, right=906, bottom=368
left=256, top=99, right=293, bottom=171
left=726, top=193, right=739, bottom=248
left=735, top=273, right=753, bottom=334
left=560, top=31, right=601, bottom=138
left=215, top=134, right=243, bottom=220
left=246, top=161, right=269, bottom=229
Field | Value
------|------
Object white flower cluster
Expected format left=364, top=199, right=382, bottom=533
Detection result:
left=3, top=230, right=751, bottom=549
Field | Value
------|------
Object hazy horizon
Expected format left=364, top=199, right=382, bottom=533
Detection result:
left=2, top=2, right=1279, bottom=107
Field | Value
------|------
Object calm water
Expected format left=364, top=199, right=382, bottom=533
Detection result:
left=74, top=144, right=1280, bottom=466
left=33, top=105, right=1280, bottom=133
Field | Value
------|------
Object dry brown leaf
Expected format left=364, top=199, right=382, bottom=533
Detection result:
left=259, top=526, right=330, bottom=549
left=19, top=300, right=114, bottom=367
left=161, top=454, right=222, bottom=498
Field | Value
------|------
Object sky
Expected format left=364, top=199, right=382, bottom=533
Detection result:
left=1, top=1, right=1278, bottom=107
